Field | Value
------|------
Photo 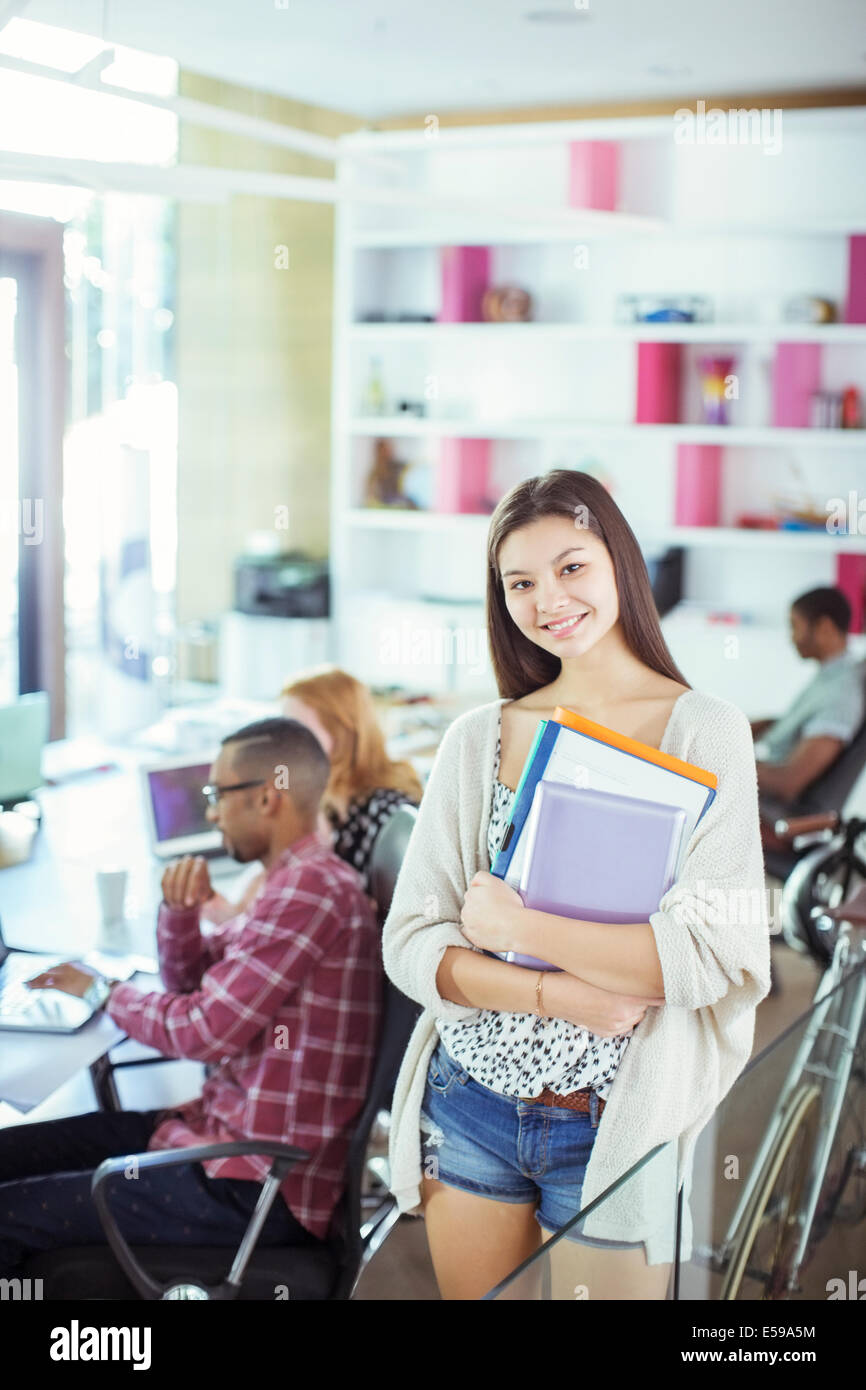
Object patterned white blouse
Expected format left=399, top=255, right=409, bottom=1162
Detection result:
left=436, top=709, right=633, bottom=1099
left=326, top=787, right=418, bottom=895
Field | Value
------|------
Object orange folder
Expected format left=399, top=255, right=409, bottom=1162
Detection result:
left=552, top=705, right=718, bottom=793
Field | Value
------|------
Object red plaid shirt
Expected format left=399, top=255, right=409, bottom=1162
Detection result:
left=107, top=832, right=382, bottom=1240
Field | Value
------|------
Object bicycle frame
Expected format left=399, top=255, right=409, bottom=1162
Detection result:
left=717, top=909, right=866, bottom=1285
left=791, top=955, right=866, bottom=1279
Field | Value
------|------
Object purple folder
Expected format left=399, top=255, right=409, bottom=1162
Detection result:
left=499, top=780, right=686, bottom=972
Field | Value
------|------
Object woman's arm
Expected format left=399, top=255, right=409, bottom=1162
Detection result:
left=436, top=947, right=654, bottom=1036
left=382, top=706, right=654, bottom=1031
left=381, top=713, right=490, bottom=1023
left=435, top=944, right=536, bottom=1012
left=457, top=870, right=665, bottom=999
left=507, top=914, right=666, bottom=999
left=459, top=702, right=770, bottom=1012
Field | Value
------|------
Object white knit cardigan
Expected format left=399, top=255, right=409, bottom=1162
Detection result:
left=381, top=690, right=772, bottom=1267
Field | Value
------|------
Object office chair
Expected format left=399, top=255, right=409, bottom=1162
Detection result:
left=24, top=804, right=422, bottom=1300
left=762, top=660, right=866, bottom=884
left=366, top=802, right=421, bottom=1117
left=357, top=804, right=422, bottom=1227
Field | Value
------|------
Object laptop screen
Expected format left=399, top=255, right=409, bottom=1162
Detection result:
left=146, top=764, right=212, bottom=843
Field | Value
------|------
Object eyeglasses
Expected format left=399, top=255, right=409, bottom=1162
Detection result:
left=201, top=780, right=266, bottom=808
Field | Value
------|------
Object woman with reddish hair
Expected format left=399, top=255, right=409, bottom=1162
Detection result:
left=204, top=667, right=421, bottom=923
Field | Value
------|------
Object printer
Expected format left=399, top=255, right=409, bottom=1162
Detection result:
left=234, top=548, right=330, bottom=619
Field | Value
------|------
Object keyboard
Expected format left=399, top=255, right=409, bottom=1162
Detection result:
left=0, top=955, right=91, bottom=1031
left=0, top=946, right=140, bottom=1032
left=0, top=953, right=61, bottom=1008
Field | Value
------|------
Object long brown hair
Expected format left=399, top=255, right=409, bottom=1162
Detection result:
left=486, top=470, right=691, bottom=700
left=280, top=666, right=423, bottom=816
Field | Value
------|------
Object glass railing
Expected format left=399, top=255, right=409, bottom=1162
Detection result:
left=484, top=956, right=866, bottom=1300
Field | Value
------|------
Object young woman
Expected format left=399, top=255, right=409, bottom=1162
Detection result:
left=203, top=666, right=422, bottom=923
left=382, top=470, right=771, bottom=1300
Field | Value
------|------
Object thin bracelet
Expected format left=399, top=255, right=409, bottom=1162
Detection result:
left=535, top=970, right=545, bottom=1018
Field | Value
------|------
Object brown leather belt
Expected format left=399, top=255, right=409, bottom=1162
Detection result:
left=520, top=1086, right=605, bottom=1116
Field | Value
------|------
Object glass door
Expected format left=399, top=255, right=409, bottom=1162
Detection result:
left=0, top=271, right=18, bottom=703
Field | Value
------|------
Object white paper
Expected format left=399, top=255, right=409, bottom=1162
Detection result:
left=504, top=723, right=711, bottom=887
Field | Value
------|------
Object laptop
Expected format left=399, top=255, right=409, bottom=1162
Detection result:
left=0, top=916, right=138, bottom=1033
left=140, top=756, right=241, bottom=878
left=0, top=691, right=49, bottom=806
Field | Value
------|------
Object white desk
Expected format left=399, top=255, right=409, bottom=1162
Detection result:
left=0, top=750, right=249, bottom=1121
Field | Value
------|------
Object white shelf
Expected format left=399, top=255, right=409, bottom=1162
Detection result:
left=653, top=525, right=866, bottom=552
left=349, top=217, right=665, bottom=248
left=350, top=417, right=866, bottom=447
left=347, top=509, right=488, bottom=532
left=344, top=510, right=866, bottom=552
left=350, top=222, right=866, bottom=248
left=350, top=322, right=866, bottom=344
left=341, top=107, right=866, bottom=152
left=332, top=108, right=866, bottom=689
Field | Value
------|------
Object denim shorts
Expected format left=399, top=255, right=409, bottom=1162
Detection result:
left=419, top=1038, right=646, bottom=1250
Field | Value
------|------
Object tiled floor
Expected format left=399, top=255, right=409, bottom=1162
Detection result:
left=354, top=933, right=862, bottom=1301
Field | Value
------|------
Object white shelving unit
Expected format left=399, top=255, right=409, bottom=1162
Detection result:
left=330, top=107, right=866, bottom=700
left=350, top=322, right=866, bottom=343
left=345, top=510, right=866, bottom=551
left=350, top=418, right=866, bottom=446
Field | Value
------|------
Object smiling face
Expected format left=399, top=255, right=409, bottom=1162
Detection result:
left=498, top=514, right=620, bottom=658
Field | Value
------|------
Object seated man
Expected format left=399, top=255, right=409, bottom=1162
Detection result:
left=0, top=717, right=382, bottom=1281
left=753, top=588, right=865, bottom=852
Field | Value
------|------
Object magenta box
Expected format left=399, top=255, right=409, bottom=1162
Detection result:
left=675, top=445, right=722, bottom=527
left=568, top=141, right=619, bottom=211
left=772, top=343, right=822, bottom=427
left=836, top=554, right=866, bottom=635
left=845, top=236, right=866, bottom=324
left=439, top=246, right=491, bottom=323
left=434, top=438, right=491, bottom=514
left=635, top=342, right=682, bottom=424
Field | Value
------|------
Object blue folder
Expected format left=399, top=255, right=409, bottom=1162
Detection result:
left=492, top=717, right=715, bottom=885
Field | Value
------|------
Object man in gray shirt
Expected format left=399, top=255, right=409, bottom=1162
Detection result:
left=753, top=588, right=865, bottom=841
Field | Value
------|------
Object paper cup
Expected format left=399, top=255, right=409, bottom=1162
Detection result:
left=96, top=868, right=128, bottom=925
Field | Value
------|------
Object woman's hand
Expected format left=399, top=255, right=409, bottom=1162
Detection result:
left=542, top=971, right=660, bottom=1037
left=459, top=870, right=526, bottom=955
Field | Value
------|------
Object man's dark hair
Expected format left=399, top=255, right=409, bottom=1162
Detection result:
left=791, top=587, right=852, bottom=635
left=221, top=717, right=330, bottom=817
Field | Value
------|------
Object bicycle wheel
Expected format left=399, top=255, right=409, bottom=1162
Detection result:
left=781, top=837, right=866, bottom=968
left=721, top=1083, right=822, bottom=1300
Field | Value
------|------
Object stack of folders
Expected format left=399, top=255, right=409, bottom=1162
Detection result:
left=490, top=704, right=718, bottom=971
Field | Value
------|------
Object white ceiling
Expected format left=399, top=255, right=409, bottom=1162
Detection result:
left=21, top=0, right=866, bottom=121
